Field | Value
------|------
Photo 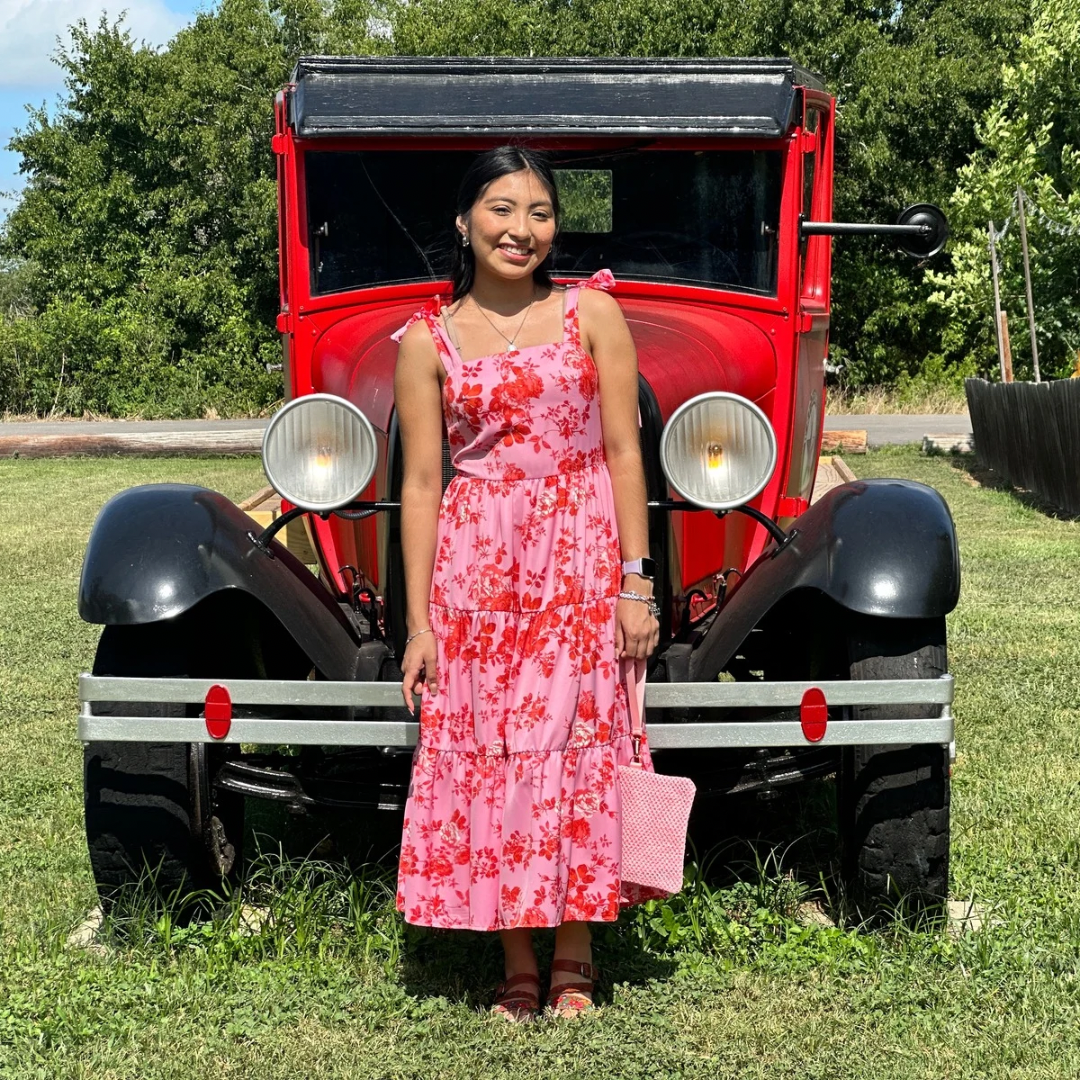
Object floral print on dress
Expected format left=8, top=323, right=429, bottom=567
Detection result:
left=394, top=271, right=664, bottom=930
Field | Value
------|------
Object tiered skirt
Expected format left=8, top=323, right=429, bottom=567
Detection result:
left=396, top=464, right=658, bottom=930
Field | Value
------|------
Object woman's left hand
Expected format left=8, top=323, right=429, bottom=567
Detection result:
left=615, top=596, right=659, bottom=660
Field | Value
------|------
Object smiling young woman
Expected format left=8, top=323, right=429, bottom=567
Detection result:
left=446, top=154, right=562, bottom=359
left=391, top=146, right=662, bottom=1024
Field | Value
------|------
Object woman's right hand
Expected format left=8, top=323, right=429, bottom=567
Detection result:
left=400, top=630, right=439, bottom=712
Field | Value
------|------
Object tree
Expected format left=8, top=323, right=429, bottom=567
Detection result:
left=929, top=0, right=1080, bottom=381
left=0, top=0, right=389, bottom=416
left=0, top=0, right=1033, bottom=414
left=391, top=0, right=1032, bottom=388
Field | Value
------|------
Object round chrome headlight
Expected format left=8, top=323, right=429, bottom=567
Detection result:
left=262, top=394, right=378, bottom=512
left=659, top=392, right=778, bottom=510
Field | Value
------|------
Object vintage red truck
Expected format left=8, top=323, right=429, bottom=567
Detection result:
left=78, top=57, right=957, bottom=913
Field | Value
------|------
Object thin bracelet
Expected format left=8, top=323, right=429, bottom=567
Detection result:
left=618, top=591, right=661, bottom=620
left=406, top=627, right=432, bottom=646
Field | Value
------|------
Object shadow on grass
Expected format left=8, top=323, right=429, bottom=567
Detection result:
left=947, top=454, right=1080, bottom=522
left=686, top=776, right=838, bottom=888
left=299, top=775, right=840, bottom=1005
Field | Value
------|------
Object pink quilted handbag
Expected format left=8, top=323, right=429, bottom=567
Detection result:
left=618, top=658, right=697, bottom=897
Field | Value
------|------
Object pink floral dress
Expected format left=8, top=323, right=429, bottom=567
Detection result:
left=392, top=271, right=660, bottom=930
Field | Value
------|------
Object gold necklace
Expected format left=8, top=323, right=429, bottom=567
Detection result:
left=470, top=292, right=536, bottom=352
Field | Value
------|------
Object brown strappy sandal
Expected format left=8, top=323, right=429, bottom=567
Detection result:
left=491, top=972, right=542, bottom=1023
left=545, top=959, right=599, bottom=1018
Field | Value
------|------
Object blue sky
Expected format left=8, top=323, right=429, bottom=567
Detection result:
left=0, top=0, right=206, bottom=217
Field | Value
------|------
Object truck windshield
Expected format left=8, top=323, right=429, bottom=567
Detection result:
left=304, top=148, right=782, bottom=297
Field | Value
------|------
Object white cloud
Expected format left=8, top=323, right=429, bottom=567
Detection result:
left=0, top=0, right=188, bottom=88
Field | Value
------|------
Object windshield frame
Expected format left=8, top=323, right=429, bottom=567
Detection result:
left=293, top=138, right=793, bottom=308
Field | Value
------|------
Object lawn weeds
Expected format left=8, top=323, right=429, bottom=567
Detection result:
left=66, top=830, right=1001, bottom=993
left=82, top=838, right=407, bottom=974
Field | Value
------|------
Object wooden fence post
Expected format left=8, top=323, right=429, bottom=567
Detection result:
left=1016, top=187, right=1042, bottom=383
left=1000, top=312, right=1014, bottom=383
left=989, top=220, right=1008, bottom=382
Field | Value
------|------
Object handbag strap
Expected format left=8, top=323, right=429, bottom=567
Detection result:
left=623, top=657, right=647, bottom=765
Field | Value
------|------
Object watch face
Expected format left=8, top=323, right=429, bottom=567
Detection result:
left=625, top=557, right=657, bottom=578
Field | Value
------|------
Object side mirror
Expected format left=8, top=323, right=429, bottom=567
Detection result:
left=893, top=204, right=949, bottom=258
left=801, top=203, right=949, bottom=259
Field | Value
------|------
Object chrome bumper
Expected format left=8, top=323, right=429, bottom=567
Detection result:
left=78, top=674, right=955, bottom=751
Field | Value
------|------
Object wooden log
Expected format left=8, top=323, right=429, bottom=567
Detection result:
left=820, top=429, right=868, bottom=454
left=0, top=429, right=263, bottom=458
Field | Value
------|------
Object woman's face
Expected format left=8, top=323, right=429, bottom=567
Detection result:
left=457, top=168, right=557, bottom=284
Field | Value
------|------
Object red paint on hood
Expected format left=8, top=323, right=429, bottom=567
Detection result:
left=309, top=294, right=777, bottom=431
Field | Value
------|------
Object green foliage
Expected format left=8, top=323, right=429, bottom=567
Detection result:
left=556, top=169, right=613, bottom=234
left=0, top=0, right=391, bottom=416
left=0, top=0, right=1034, bottom=413
left=390, top=0, right=1032, bottom=388
left=929, top=0, right=1080, bottom=381
left=814, top=0, right=1031, bottom=385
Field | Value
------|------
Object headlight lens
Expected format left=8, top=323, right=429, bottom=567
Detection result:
left=262, top=394, right=378, bottom=512
left=659, top=392, right=778, bottom=510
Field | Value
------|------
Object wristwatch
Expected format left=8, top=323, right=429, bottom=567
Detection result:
left=621, top=557, right=657, bottom=580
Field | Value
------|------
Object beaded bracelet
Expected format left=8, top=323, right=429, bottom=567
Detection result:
left=406, top=627, right=432, bottom=646
left=618, top=590, right=661, bottom=620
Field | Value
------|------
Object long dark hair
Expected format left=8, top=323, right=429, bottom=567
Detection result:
left=449, top=146, right=561, bottom=301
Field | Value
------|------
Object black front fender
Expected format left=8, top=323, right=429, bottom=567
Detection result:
left=78, top=485, right=361, bottom=679
left=688, top=479, right=960, bottom=679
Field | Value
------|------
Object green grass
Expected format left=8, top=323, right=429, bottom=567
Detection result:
left=2, top=451, right=1080, bottom=1078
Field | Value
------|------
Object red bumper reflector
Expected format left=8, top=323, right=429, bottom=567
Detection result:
left=800, top=687, right=827, bottom=742
left=204, top=684, right=232, bottom=740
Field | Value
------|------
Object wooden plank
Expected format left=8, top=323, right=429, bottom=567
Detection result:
left=244, top=509, right=277, bottom=530
left=236, top=484, right=276, bottom=511
left=0, top=429, right=262, bottom=458
left=922, top=434, right=975, bottom=455
left=811, top=456, right=857, bottom=504
left=283, top=519, right=318, bottom=565
left=820, top=429, right=868, bottom=454
left=831, top=456, right=857, bottom=483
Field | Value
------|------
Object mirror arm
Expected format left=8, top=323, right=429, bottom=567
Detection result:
left=800, top=220, right=932, bottom=239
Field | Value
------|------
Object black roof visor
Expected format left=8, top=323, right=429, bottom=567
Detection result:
left=289, top=57, right=823, bottom=138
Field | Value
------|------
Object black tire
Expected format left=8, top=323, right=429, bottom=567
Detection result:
left=84, top=623, right=243, bottom=909
left=837, top=616, right=950, bottom=914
